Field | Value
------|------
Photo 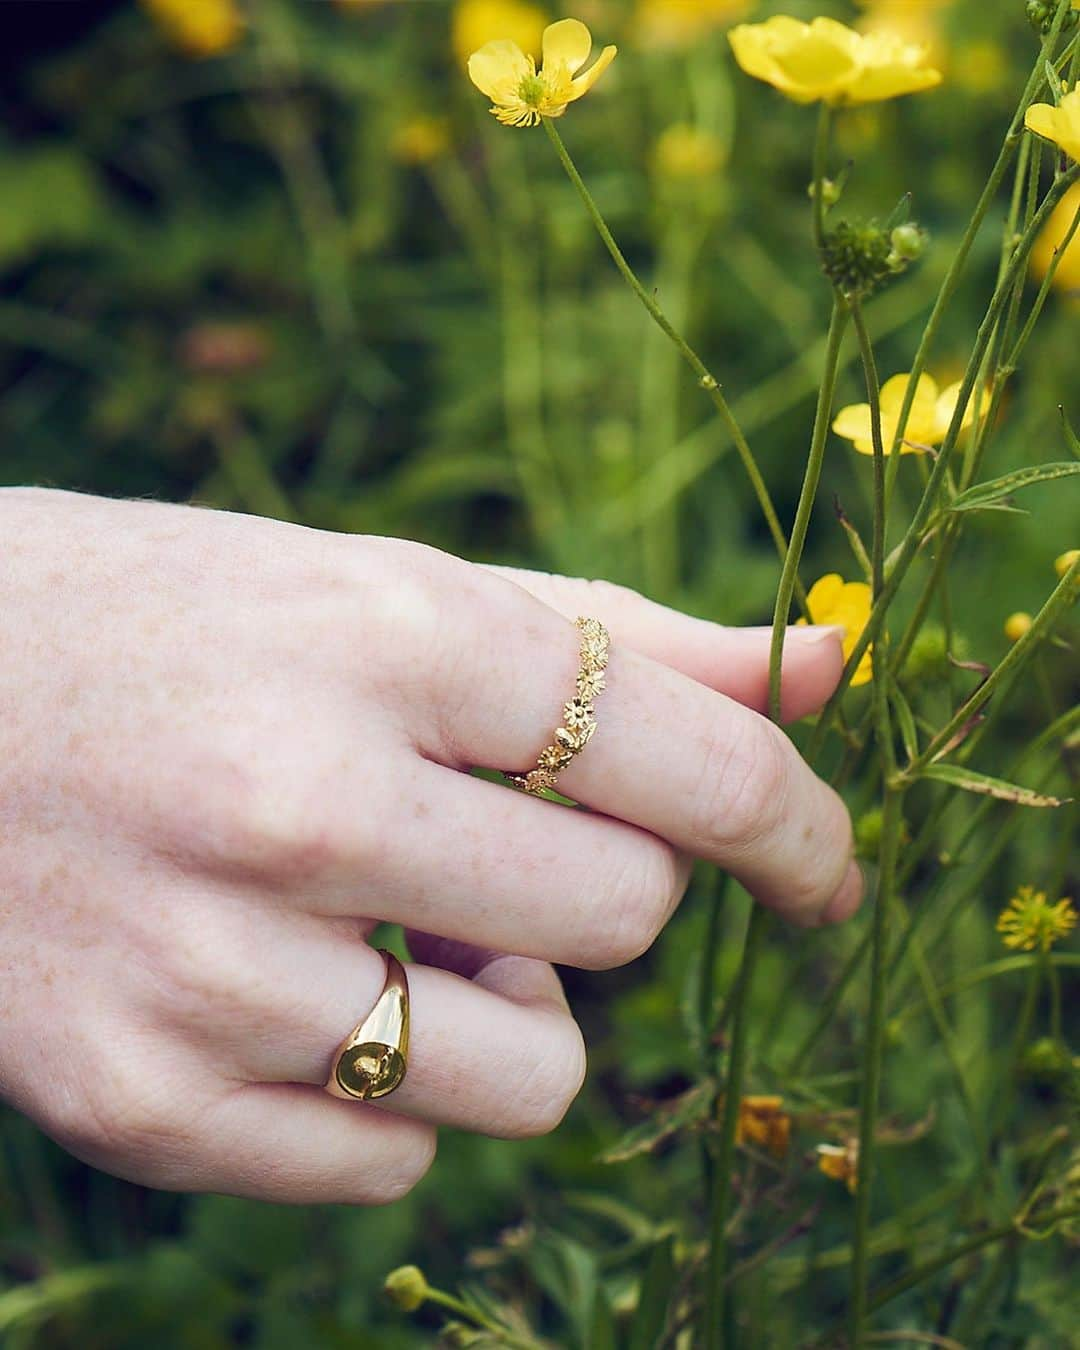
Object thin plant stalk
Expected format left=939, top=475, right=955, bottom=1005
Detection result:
left=767, top=297, right=849, bottom=721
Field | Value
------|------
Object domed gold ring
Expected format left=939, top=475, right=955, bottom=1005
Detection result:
left=324, top=951, right=410, bottom=1101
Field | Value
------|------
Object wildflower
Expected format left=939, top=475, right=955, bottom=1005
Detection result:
left=633, top=0, right=751, bottom=50
left=796, top=575, right=873, bottom=687
left=1031, top=183, right=1080, bottom=299
left=817, top=1139, right=858, bottom=1192
left=652, top=124, right=727, bottom=180
left=728, top=16, right=941, bottom=107
left=452, top=0, right=548, bottom=69
left=384, top=1265, right=431, bottom=1312
left=997, top=886, right=1078, bottom=952
left=734, top=1096, right=792, bottom=1158
left=832, top=372, right=984, bottom=457
left=1055, top=549, right=1080, bottom=577
left=468, top=18, right=617, bottom=127
left=140, top=0, right=242, bottom=57
left=1026, top=88, right=1080, bottom=163
left=391, top=116, right=451, bottom=165
left=1004, top=611, right=1033, bottom=643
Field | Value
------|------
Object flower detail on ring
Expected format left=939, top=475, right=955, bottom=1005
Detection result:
left=997, top=886, right=1077, bottom=952
left=832, top=372, right=986, bottom=457
left=797, top=575, right=874, bottom=687
left=728, top=16, right=941, bottom=106
left=1026, top=87, right=1080, bottom=164
left=467, top=18, right=617, bottom=127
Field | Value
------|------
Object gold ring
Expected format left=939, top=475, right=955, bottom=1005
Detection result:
left=505, top=616, right=609, bottom=796
left=325, top=950, right=410, bottom=1101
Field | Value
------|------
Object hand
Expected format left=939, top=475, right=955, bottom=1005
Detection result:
left=0, top=488, right=860, bottom=1204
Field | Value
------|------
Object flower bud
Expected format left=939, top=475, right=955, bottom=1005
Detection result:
left=1027, top=1, right=1079, bottom=36
left=1004, top=611, right=1033, bottom=643
left=1055, top=548, right=1079, bottom=578
left=384, top=1265, right=430, bottom=1312
left=808, top=176, right=842, bottom=207
left=889, top=223, right=927, bottom=264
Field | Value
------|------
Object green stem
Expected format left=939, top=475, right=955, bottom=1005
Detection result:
left=906, top=557, right=1080, bottom=774
left=541, top=118, right=795, bottom=582
left=849, top=300, right=886, bottom=598
left=882, top=0, right=1073, bottom=508
left=849, top=788, right=902, bottom=1347
left=808, top=167, right=1080, bottom=763
left=865, top=1206, right=1080, bottom=1314
left=703, top=905, right=767, bottom=1350
left=768, top=297, right=849, bottom=721
left=426, top=1289, right=544, bottom=1349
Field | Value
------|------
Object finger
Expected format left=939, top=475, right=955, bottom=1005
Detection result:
left=197, top=931, right=587, bottom=1139
left=312, top=756, right=690, bottom=969
left=415, top=575, right=858, bottom=926
left=483, top=565, right=845, bottom=722
left=193, top=1083, right=438, bottom=1205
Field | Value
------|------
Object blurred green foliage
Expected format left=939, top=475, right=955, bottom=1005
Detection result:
left=1, top=0, right=1077, bottom=1346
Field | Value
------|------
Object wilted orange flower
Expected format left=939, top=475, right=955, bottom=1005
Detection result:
left=734, top=1096, right=792, bottom=1158
left=817, top=1139, right=859, bottom=1191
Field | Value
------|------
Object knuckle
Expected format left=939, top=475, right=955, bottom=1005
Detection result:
left=593, top=843, right=683, bottom=968
left=493, top=1015, right=587, bottom=1139
left=690, top=715, right=790, bottom=857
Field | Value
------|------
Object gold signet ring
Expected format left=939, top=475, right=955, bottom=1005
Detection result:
left=325, top=951, right=410, bottom=1101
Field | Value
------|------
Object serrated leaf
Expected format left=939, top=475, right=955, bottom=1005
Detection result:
left=598, top=1080, right=714, bottom=1165
left=918, top=763, right=1071, bottom=807
left=948, top=462, right=1080, bottom=513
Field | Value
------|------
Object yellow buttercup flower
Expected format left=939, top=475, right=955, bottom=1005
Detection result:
left=633, top=0, right=752, bottom=50
left=733, top=1096, right=792, bottom=1159
left=140, top=0, right=242, bottom=57
left=1055, top=549, right=1080, bottom=577
left=452, top=0, right=548, bottom=69
left=1030, top=182, right=1080, bottom=299
left=468, top=18, right=617, bottom=127
left=652, top=124, right=727, bottom=179
left=997, top=887, right=1077, bottom=953
left=832, top=372, right=984, bottom=457
left=1026, top=88, right=1080, bottom=162
left=797, top=574, right=873, bottom=687
left=1003, top=611, right=1033, bottom=643
left=728, top=16, right=941, bottom=106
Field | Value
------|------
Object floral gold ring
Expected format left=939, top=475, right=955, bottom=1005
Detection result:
left=504, top=616, right=609, bottom=796
left=325, top=951, right=410, bottom=1102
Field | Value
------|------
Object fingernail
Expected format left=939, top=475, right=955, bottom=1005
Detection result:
left=819, top=859, right=865, bottom=925
left=792, top=625, right=847, bottom=645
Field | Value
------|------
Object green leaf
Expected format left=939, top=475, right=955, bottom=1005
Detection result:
left=598, top=1080, right=714, bottom=1165
left=889, top=678, right=920, bottom=764
left=948, top=462, right=1080, bottom=513
left=918, top=763, right=1071, bottom=807
left=588, top=1285, right=619, bottom=1350
left=628, top=1236, right=676, bottom=1350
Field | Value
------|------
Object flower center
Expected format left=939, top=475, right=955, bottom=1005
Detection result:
left=518, top=72, right=547, bottom=107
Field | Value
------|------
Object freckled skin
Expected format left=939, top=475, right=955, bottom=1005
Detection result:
left=0, top=487, right=856, bottom=1202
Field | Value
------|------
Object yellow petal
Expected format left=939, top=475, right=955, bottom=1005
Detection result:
left=542, top=18, right=592, bottom=75
left=806, top=573, right=846, bottom=620
left=568, top=43, right=617, bottom=101
left=729, top=17, right=855, bottom=104
left=1030, top=180, right=1080, bottom=295
left=832, top=402, right=873, bottom=443
left=468, top=39, right=531, bottom=100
